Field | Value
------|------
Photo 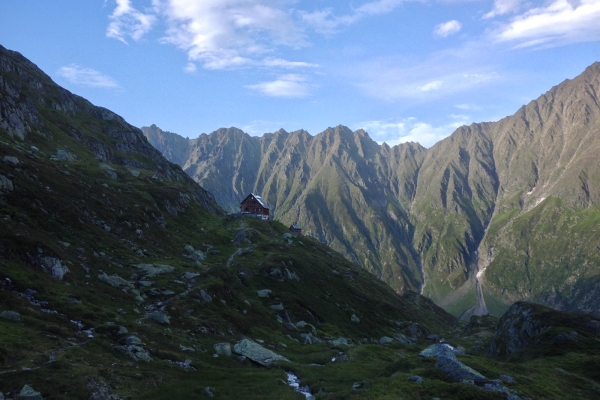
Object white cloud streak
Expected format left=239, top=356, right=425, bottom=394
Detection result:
left=107, top=0, right=156, bottom=44
left=299, top=0, right=405, bottom=35
left=434, top=20, right=462, bottom=37
left=358, top=115, right=470, bottom=147
left=57, top=64, right=120, bottom=88
left=246, top=74, right=312, bottom=98
left=484, top=0, right=522, bottom=19
left=183, top=62, right=196, bottom=73
left=493, top=0, right=600, bottom=48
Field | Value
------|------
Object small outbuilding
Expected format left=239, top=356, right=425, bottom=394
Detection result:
left=240, top=193, right=270, bottom=220
left=289, top=224, right=302, bottom=234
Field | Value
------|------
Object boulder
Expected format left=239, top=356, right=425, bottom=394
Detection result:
left=98, top=273, right=133, bottom=289
left=270, top=303, right=284, bottom=311
left=148, top=311, right=170, bottom=325
left=214, top=342, right=232, bottom=356
left=114, top=345, right=152, bottom=362
left=0, top=310, right=21, bottom=321
left=200, top=290, right=212, bottom=302
left=40, top=256, right=69, bottom=280
left=435, top=355, right=486, bottom=382
left=2, top=156, right=19, bottom=167
left=55, top=149, right=76, bottom=161
left=257, top=289, right=272, bottom=298
left=233, top=338, right=290, bottom=366
left=329, top=337, right=349, bottom=347
left=184, top=244, right=195, bottom=254
left=419, top=343, right=456, bottom=359
left=125, top=336, right=142, bottom=346
left=408, top=375, right=423, bottom=384
left=378, top=336, right=394, bottom=345
left=301, top=333, right=323, bottom=344
left=351, top=314, right=360, bottom=323
left=135, top=263, right=174, bottom=277
left=0, top=174, right=13, bottom=192
left=18, top=385, right=42, bottom=400
left=182, top=272, right=200, bottom=280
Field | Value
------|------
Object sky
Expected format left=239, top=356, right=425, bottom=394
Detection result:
left=1, top=0, right=599, bottom=147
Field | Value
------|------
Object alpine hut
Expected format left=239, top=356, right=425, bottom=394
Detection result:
left=240, top=193, right=270, bottom=220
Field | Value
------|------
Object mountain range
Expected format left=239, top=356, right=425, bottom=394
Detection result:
left=143, top=62, right=600, bottom=318
left=3, top=43, right=600, bottom=399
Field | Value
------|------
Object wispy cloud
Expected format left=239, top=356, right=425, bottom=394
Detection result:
left=183, top=62, right=196, bottom=73
left=434, top=20, right=462, bottom=37
left=57, top=64, right=120, bottom=88
left=492, top=0, right=600, bottom=48
left=246, top=74, right=312, bottom=98
left=420, top=80, right=443, bottom=91
left=484, top=0, right=523, bottom=19
left=106, top=0, right=155, bottom=44
left=358, top=115, right=470, bottom=147
left=299, top=0, right=405, bottom=35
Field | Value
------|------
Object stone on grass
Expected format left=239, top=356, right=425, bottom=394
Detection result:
left=419, top=343, right=456, bottom=359
left=351, top=314, right=360, bottom=323
left=200, top=290, right=212, bottom=302
left=257, top=289, right=272, bottom=298
left=148, top=311, right=170, bottom=325
left=0, top=310, right=21, bottom=321
left=135, top=263, right=174, bottom=277
left=18, top=385, right=42, bottom=400
left=301, top=333, right=323, bottom=345
left=378, top=336, right=394, bottom=345
left=499, top=374, right=515, bottom=384
left=3, top=156, right=19, bottom=167
left=114, top=345, right=152, bottom=362
left=270, top=303, right=284, bottom=311
left=435, top=355, right=486, bottom=382
left=182, top=272, right=200, bottom=280
left=40, top=257, right=69, bottom=280
left=125, top=336, right=142, bottom=346
left=329, top=337, right=349, bottom=347
left=233, top=338, right=290, bottom=366
left=55, top=149, right=76, bottom=162
left=0, top=174, right=13, bottom=192
left=214, top=342, right=232, bottom=356
left=98, top=273, right=133, bottom=289
left=408, top=375, right=423, bottom=384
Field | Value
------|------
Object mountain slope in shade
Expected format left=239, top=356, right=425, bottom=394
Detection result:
left=144, top=62, right=600, bottom=318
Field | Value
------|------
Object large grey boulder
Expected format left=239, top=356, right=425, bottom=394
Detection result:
left=55, top=149, right=76, bottom=162
left=233, top=338, right=290, bottom=366
left=257, top=289, right=272, bottom=298
left=41, top=257, right=69, bottom=280
left=114, top=345, right=152, bottom=362
left=419, top=343, right=456, bottom=358
left=0, top=310, right=21, bottom=321
left=0, top=174, right=13, bottom=192
left=435, top=354, right=486, bottom=382
left=214, top=342, right=232, bottom=356
left=329, top=337, right=349, bottom=347
left=18, top=385, right=42, bottom=400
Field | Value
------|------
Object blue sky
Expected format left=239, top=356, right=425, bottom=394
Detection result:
left=1, top=0, right=598, bottom=147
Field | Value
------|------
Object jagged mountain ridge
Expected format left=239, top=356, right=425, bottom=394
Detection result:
left=144, top=61, right=600, bottom=317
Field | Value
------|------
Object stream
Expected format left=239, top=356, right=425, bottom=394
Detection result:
left=286, top=371, right=313, bottom=399
left=473, top=250, right=489, bottom=316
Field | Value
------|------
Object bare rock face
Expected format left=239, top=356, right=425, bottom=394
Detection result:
left=487, top=301, right=600, bottom=357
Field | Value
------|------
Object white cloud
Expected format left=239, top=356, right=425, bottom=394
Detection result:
left=493, top=0, right=600, bottom=47
left=358, top=115, right=471, bottom=147
left=184, top=62, right=196, bottom=73
left=57, top=64, right=120, bottom=88
left=433, top=20, right=462, bottom=37
left=299, top=0, right=405, bottom=35
left=246, top=74, right=312, bottom=98
left=455, top=103, right=482, bottom=110
left=484, top=0, right=522, bottom=19
left=420, top=80, right=443, bottom=91
left=239, top=120, right=286, bottom=136
left=154, top=0, right=306, bottom=70
left=106, top=0, right=156, bottom=44
left=261, top=58, right=318, bottom=68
